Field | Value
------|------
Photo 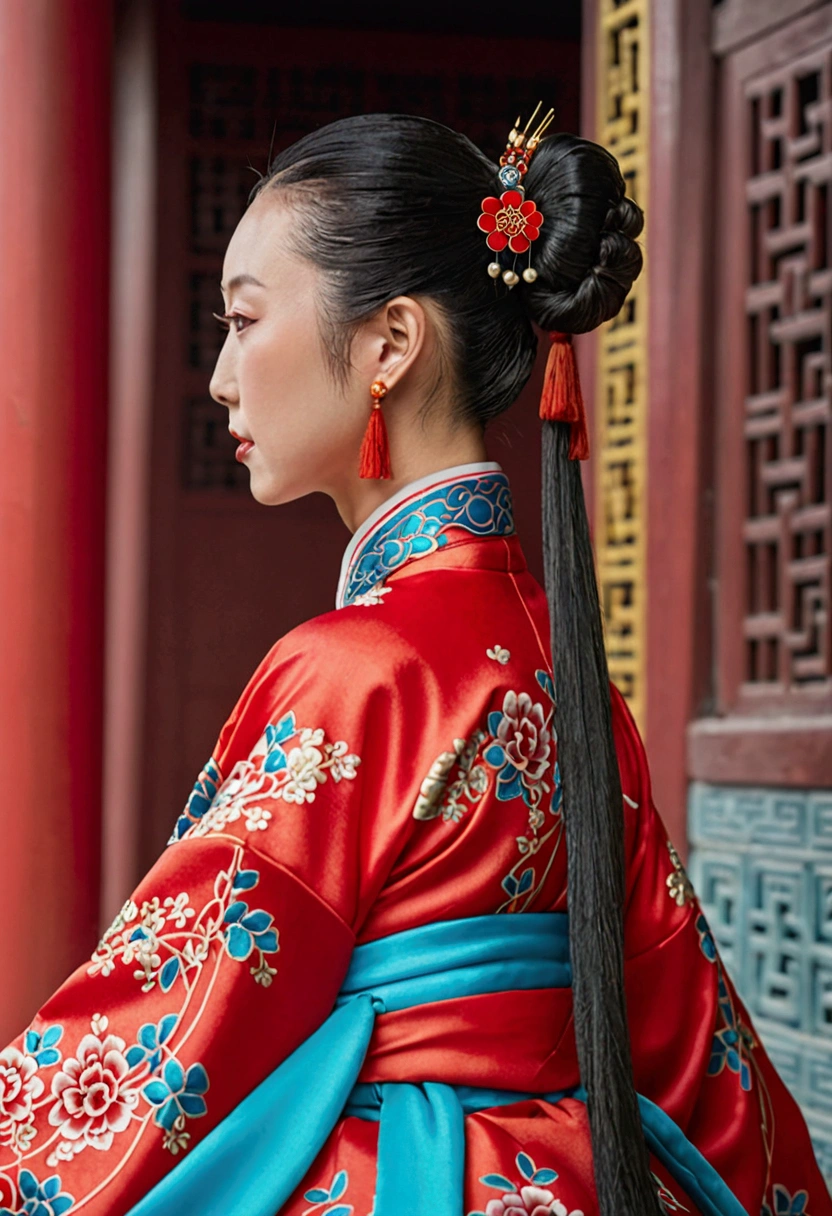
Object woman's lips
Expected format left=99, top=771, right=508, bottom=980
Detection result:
left=229, top=428, right=255, bottom=461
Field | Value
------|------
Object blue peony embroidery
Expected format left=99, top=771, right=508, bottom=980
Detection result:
left=303, top=1168, right=353, bottom=1216
left=708, top=973, right=754, bottom=1091
left=696, top=912, right=718, bottom=963
left=142, top=1059, right=209, bottom=1131
left=222, top=901, right=278, bottom=961
left=170, top=757, right=222, bottom=841
left=125, top=1015, right=178, bottom=1074
left=0, top=1169, right=74, bottom=1216
left=23, top=1025, right=63, bottom=1069
left=763, top=1185, right=810, bottom=1216
left=468, top=1150, right=560, bottom=1216
left=264, top=713, right=297, bottom=773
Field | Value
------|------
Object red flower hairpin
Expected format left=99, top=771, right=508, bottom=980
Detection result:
left=478, top=103, right=554, bottom=287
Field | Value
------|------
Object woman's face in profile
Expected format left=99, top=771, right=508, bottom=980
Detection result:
left=210, top=190, right=369, bottom=508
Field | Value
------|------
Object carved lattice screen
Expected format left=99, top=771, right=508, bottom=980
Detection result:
left=594, top=0, right=649, bottom=725
left=730, top=36, right=832, bottom=711
left=690, top=5, right=832, bottom=1178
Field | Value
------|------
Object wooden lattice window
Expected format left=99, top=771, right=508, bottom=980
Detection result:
left=714, top=18, right=832, bottom=727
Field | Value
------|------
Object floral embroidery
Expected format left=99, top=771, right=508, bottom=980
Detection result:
left=413, top=669, right=562, bottom=911
left=696, top=912, right=718, bottom=963
left=666, top=841, right=694, bottom=906
left=412, top=731, right=488, bottom=822
left=303, top=1167, right=353, bottom=1216
left=0, top=1168, right=74, bottom=1216
left=170, top=713, right=360, bottom=843
left=142, top=1058, right=209, bottom=1144
left=708, top=972, right=756, bottom=1091
left=0, top=1006, right=210, bottom=1177
left=468, top=1149, right=582, bottom=1216
left=763, top=1185, right=810, bottom=1216
left=0, top=1049, right=45, bottom=1150
left=351, top=582, right=391, bottom=607
left=47, top=1033, right=140, bottom=1151
left=483, top=687, right=552, bottom=808
left=487, top=645, right=511, bottom=664
left=497, top=671, right=562, bottom=912
left=695, top=907, right=757, bottom=1093
left=89, top=868, right=278, bottom=993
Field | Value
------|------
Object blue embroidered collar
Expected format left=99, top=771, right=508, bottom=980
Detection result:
left=336, top=461, right=515, bottom=608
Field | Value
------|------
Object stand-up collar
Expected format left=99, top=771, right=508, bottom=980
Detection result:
left=336, top=461, right=515, bottom=609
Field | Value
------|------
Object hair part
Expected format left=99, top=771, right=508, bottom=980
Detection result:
left=252, top=113, right=655, bottom=1216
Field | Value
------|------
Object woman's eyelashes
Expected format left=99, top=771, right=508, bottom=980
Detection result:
left=213, top=311, right=255, bottom=334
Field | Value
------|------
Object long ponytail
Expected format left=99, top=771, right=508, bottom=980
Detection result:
left=543, top=419, right=661, bottom=1215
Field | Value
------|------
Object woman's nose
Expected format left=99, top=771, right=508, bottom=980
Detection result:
left=209, top=339, right=239, bottom=408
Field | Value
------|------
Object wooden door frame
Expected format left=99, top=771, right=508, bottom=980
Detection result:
left=581, top=0, right=715, bottom=850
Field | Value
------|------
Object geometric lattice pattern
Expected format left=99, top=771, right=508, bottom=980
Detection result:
left=594, top=0, right=649, bottom=726
left=183, top=57, right=561, bottom=490
left=689, top=782, right=832, bottom=1184
left=742, top=46, right=832, bottom=693
left=183, top=397, right=250, bottom=491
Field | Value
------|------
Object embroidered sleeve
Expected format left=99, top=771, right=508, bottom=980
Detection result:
left=0, top=619, right=405, bottom=1215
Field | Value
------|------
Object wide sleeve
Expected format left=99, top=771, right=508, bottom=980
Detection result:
left=0, top=616, right=416, bottom=1216
left=611, top=684, right=831, bottom=1216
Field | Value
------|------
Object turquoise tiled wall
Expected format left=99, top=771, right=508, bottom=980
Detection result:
left=688, top=783, right=832, bottom=1184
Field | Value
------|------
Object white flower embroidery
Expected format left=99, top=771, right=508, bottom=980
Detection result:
left=486, top=644, right=511, bottom=664
left=164, top=893, right=196, bottom=928
left=352, top=582, right=391, bottom=606
left=244, top=805, right=272, bottom=831
left=48, top=1033, right=140, bottom=1151
left=175, top=714, right=361, bottom=840
left=0, top=1047, right=45, bottom=1129
left=328, top=739, right=361, bottom=782
left=90, top=1013, right=108, bottom=1036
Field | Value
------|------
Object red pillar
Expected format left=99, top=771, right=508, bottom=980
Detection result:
left=0, top=0, right=111, bottom=1039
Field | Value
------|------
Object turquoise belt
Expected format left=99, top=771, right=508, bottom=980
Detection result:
left=127, top=913, right=748, bottom=1216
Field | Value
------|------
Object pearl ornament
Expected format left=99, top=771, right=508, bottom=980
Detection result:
left=487, top=262, right=502, bottom=279
left=502, top=269, right=519, bottom=287
left=522, top=267, right=539, bottom=283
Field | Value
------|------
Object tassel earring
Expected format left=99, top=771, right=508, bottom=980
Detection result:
left=358, top=379, right=392, bottom=479
left=538, top=331, right=590, bottom=460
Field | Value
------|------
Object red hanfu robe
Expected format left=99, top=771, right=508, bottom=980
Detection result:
left=0, top=460, right=827, bottom=1216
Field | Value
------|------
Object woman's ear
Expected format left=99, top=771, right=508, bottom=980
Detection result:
left=352, top=295, right=428, bottom=392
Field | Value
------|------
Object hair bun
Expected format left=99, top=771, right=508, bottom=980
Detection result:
left=521, top=134, right=645, bottom=335
left=592, top=196, right=644, bottom=294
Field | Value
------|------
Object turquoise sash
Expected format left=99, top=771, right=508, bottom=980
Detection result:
left=126, top=912, right=748, bottom=1216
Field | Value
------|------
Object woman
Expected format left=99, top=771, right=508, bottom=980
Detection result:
left=0, top=113, right=827, bottom=1216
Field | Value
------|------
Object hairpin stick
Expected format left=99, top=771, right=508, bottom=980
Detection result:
left=531, top=108, right=555, bottom=144
left=522, top=101, right=542, bottom=135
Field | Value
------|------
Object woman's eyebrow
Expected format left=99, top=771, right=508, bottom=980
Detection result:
left=220, top=273, right=267, bottom=292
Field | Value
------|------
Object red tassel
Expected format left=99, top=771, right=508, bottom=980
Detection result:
left=358, top=402, right=392, bottom=479
left=538, top=330, right=590, bottom=461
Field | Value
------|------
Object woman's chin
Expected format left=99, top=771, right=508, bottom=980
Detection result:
left=248, top=468, right=313, bottom=508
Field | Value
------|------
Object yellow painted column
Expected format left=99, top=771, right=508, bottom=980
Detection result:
left=594, top=0, right=650, bottom=729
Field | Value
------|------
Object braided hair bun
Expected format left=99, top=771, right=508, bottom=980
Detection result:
left=521, top=133, right=644, bottom=334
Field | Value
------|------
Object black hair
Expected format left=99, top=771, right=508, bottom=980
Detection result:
left=253, top=114, right=654, bottom=1216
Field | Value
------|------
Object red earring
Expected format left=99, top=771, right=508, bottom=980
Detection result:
left=358, top=379, right=392, bottom=479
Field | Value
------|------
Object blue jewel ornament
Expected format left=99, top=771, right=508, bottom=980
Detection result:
left=498, top=164, right=522, bottom=190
